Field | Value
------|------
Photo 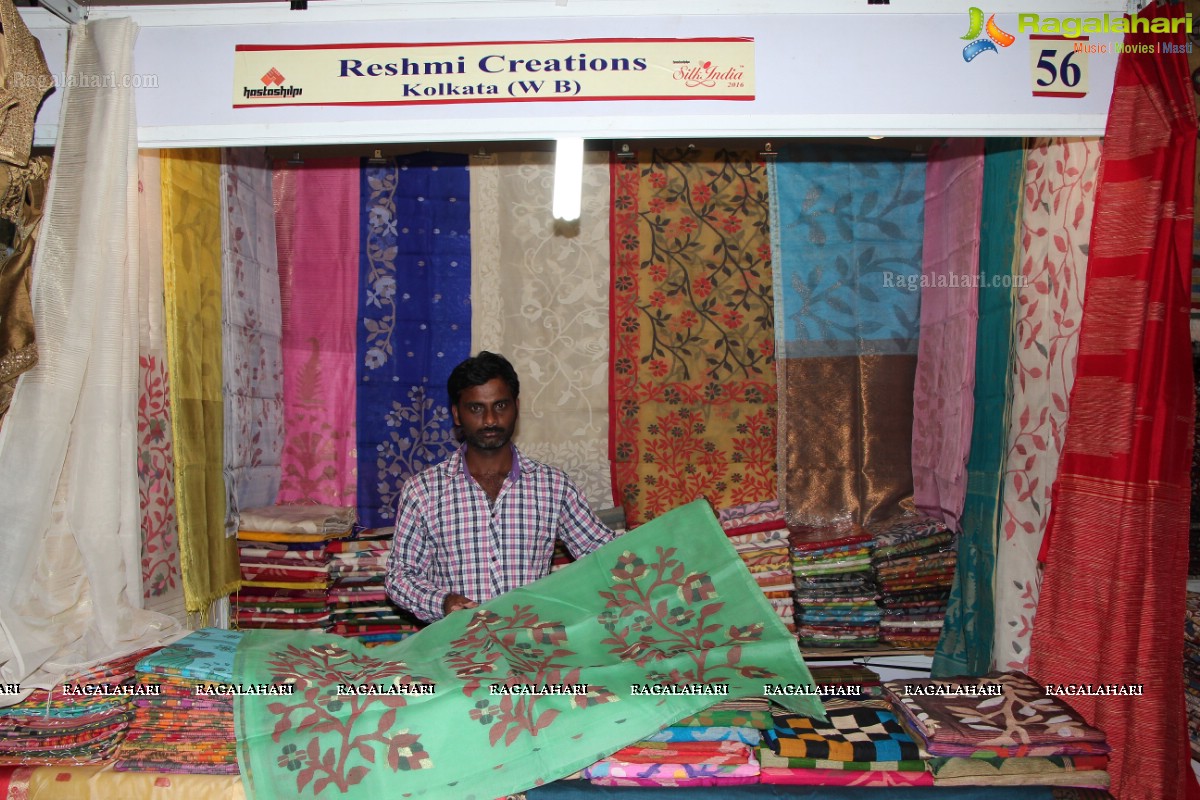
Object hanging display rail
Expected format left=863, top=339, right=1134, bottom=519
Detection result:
left=21, top=0, right=1133, bottom=148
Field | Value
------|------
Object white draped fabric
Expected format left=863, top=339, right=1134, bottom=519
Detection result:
left=0, top=19, right=178, bottom=695
left=220, top=147, right=285, bottom=533
left=469, top=151, right=613, bottom=507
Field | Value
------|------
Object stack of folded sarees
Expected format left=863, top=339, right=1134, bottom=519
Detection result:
left=867, top=513, right=956, bottom=650
left=807, top=663, right=884, bottom=700
left=759, top=698, right=932, bottom=786
left=233, top=504, right=354, bottom=630
left=326, top=528, right=422, bottom=645
left=721, top=501, right=794, bottom=634
left=883, top=671, right=1111, bottom=788
left=114, top=628, right=242, bottom=775
left=790, top=526, right=881, bottom=648
left=0, top=648, right=155, bottom=767
left=581, top=697, right=772, bottom=788
left=1185, top=590, right=1200, bottom=759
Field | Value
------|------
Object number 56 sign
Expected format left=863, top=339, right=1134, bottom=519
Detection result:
left=1029, top=34, right=1089, bottom=98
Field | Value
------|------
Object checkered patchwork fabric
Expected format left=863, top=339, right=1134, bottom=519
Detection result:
left=766, top=707, right=921, bottom=762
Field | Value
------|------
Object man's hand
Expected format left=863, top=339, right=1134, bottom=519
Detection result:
left=443, top=593, right=479, bottom=615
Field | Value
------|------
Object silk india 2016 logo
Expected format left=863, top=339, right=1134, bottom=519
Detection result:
left=961, top=7, right=1015, bottom=61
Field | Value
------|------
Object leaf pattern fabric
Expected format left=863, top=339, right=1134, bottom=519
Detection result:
left=470, top=151, right=613, bottom=507
left=883, top=672, right=1109, bottom=758
left=610, top=147, right=778, bottom=526
left=274, top=158, right=359, bottom=508
left=992, top=138, right=1100, bottom=671
left=769, top=144, right=925, bottom=527
left=136, top=151, right=184, bottom=620
left=355, top=153, right=471, bottom=527
left=220, top=148, right=285, bottom=537
left=220, top=147, right=284, bottom=533
left=236, top=499, right=822, bottom=799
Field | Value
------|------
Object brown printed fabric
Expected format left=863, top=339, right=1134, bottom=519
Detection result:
left=884, top=671, right=1111, bottom=758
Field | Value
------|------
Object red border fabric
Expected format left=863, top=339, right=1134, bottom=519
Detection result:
left=1029, top=5, right=1200, bottom=799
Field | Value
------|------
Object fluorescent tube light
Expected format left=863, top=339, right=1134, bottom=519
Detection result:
left=552, top=136, right=584, bottom=222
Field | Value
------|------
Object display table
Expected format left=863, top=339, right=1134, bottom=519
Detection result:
left=0, top=765, right=246, bottom=800
left=525, top=784, right=1113, bottom=799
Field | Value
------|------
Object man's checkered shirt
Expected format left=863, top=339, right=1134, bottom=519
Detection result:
left=385, top=444, right=614, bottom=622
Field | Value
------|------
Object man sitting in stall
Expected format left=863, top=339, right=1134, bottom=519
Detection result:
left=385, top=351, right=615, bottom=621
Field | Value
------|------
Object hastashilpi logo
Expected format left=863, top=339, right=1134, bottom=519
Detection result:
left=244, top=66, right=302, bottom=100
left=961, top=7, right=1015, bottom=61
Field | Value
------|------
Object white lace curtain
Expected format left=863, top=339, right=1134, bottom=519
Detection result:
left=469, top=151, right=613, bottom=508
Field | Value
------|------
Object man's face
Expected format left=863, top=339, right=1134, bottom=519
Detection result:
left=452, top=377, right=518, bottom=452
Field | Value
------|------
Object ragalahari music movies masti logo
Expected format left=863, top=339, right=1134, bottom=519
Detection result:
left=261, top=67, right=286, bottom=86
left=961, top=7, right=1015, bottom=61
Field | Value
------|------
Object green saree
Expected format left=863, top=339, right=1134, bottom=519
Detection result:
left=235, top=500, right=821, bottom=798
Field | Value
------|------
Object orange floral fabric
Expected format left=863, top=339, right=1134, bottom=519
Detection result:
left=610, top=147, right=777, bottom=526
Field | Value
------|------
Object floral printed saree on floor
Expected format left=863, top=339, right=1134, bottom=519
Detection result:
left=234, top=500, right=821, bottom=799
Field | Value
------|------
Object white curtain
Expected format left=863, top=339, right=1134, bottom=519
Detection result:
left=470, top=151, right=613, bottom=507
left=0, top=18, right=178, bottom=694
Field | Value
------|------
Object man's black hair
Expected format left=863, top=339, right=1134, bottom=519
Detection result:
left=447, top=351, right=520, bottom=407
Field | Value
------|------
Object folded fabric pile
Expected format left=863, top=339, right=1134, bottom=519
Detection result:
left=675, top=696, right=775, bottom=730
left=327, top=528, right=422, bottom=645
left=0, top=648, right=154, bottom=766
left=760, top=699, right=932, bottom=786
left=582, top=698, right=772, bottom=788
left=867, top=513, right=956, bottom=649
left=717, top=499, right=783, bottom=533
left=883, top=671, right=1111, bottom=788
left=722, top=501, right=794, bottom=634
left=807, top=663, right=884, bottom=701
left=1186, top=590, right=1200, bottom=759
left=233, top=503, right=355, bottom=630
left=790, top=527, right=881, bottom=648
left=114, top=628, right=242, bottom=774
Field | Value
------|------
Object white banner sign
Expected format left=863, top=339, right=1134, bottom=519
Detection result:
left=233, top=38, right=755, bottom=107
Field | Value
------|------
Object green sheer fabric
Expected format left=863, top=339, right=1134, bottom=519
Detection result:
left=931, top=138, right=1025, bottom=677
left=161, top=149, right=237, bottom=614
left=235, top=500, right=821, bottom=799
